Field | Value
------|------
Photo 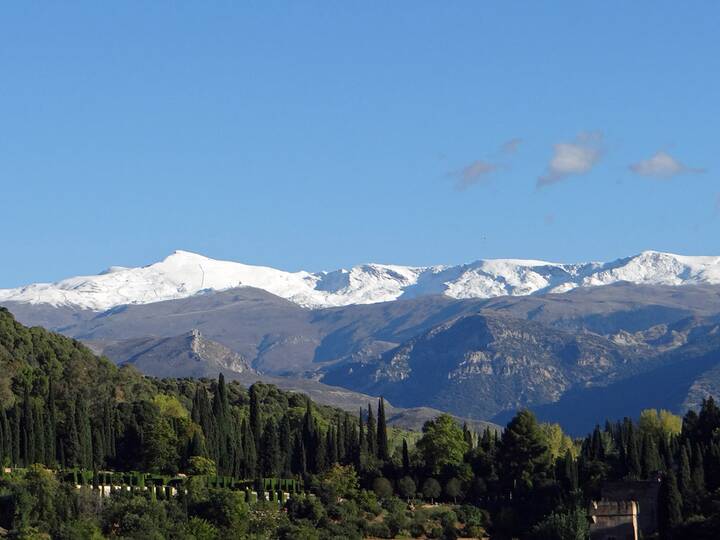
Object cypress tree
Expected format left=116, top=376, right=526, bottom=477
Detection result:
left=641, top=433, right=661, bottom=478
left=463, top=423, right=473, bottom=452
left=11, top=403, right=20, bottom=466
left=561, top=449, right=578, bottom=491
left=590, top=425, right=604, bottom=460
left=366, top=404, right=377, bottom=458
left=337, top=418, right=346, bottom=463
left=47, top=379, right=57, bottom=465
left=658, top=470, right=682, bottom=539
left=76, top=395, right=93, bottom=469
left=691, top=444, right=706, bottom=497
left=376, top=397, right=389, bottom=461
left=242, top=419, right=257, bottom=479
left=292, top=433, right=307, bottom=476
left=327, top=428, right=338, bottom=465
left=261, top=419, right=280, bottom=477
left=402, top=439, right=410, bottom=474
left=0, top=411, right=4, bottom=466
left=314, top=423, right=327, bottom=473
left=21, top=386, right=34, bottom=465
left=65, top=400, right=80, bottom=468
left=678, top=445, right=693, bottom=516
left=358, top=409, right=367, bottom=465
left=249, top=384, right=262, bottom=455
left=33, top=404, right=44, bottom=465
left=279, top=414, right=292, bottom=476
left=188, top=431, right=206, bottom=458
left=301, top=401, right=315, bottom=470
left=625, top=424, right=641, bottom=479
left=0, top=408, right=10, bottom=466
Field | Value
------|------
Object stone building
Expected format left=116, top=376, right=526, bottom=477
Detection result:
left=589, top=499, right=638, bottom=540
left=601, top=478, right=661, bottom=535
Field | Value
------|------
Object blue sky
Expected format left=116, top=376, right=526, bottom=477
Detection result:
left=1, top=2, right=718, bottom=287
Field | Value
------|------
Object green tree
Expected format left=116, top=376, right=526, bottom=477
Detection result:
left=445, top=477, right=462, bottom=503
left=376, top=397, right=389, bottom=462
left=372, top=477, right=393, bottom=499
left=422, top=478, right=441, bottom=503
left=529, top=507, right=589, bottom=540
left=398, top=476, right=416, bottom=501
left=498, top=410, right=551, bottom=493
left=416, top=414, right=468, bottom=474
left=658, top=470, right=682, bottom=540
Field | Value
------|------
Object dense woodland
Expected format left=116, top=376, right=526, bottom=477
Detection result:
left=1, top=307, right=720, bottom=539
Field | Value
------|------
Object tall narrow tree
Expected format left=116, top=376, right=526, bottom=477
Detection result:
left=376, top=397, right=389, bottom=461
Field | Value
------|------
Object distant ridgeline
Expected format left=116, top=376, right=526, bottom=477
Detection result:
left=0, top=307, right=397, bottom=478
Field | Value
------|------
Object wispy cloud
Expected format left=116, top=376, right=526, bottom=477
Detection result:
left=501, top=138, right=523, bottom=154
left=452, top=160, right=498, bottom=190
left=449, top=138, right=522, bottom=190
left=537, top=131, right=603, bottom=188
left=629, top=151, right=705, bottom=178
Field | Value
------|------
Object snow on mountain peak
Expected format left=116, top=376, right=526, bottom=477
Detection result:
left=1, top=251, right=720, bottom=312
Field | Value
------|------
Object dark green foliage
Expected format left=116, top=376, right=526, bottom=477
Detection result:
left=376, top=397, right=389, bottom=462
left=498, top=409, right=551, bottom=494
left=6, top=307, right=720, bottom=538
left=658, top=470, right=682, bottom=539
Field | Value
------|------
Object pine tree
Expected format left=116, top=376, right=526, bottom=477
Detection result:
left=498, top=410, right=551, bottom=494
left=376, top=397, right=389, bottom=461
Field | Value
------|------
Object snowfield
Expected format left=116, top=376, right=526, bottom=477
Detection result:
left=1, top=250, right=720, bottom=312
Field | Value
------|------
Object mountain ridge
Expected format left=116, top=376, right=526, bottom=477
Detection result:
left=2, top=249, right=720, bottom=311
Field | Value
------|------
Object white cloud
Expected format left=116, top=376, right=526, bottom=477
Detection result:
left=537, top=132, right=603, bottom=187
left=453, top=160, right=497, bottom=190
left=629, top=151, right=705, bottom=178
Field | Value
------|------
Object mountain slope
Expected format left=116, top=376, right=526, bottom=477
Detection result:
left=321, top=313, right=648, bottom=419
left=95, top=329, right=256, bottom=379
left=2, top=250, right=720, bottom=311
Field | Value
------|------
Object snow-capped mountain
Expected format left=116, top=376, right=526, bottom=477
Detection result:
left=1, top=250, right=720, bottom=312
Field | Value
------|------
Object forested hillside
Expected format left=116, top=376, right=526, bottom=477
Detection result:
left=2, top=307, right=720, bottom=539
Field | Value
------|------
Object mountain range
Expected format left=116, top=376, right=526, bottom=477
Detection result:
left=2, top=249, right=720, bottom=310
left=4, top=250, right=720, bottom=434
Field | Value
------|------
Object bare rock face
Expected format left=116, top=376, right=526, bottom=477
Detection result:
left=99, top=330, right=255, bottom=379
left=188, top=329, right=253, bottom=373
